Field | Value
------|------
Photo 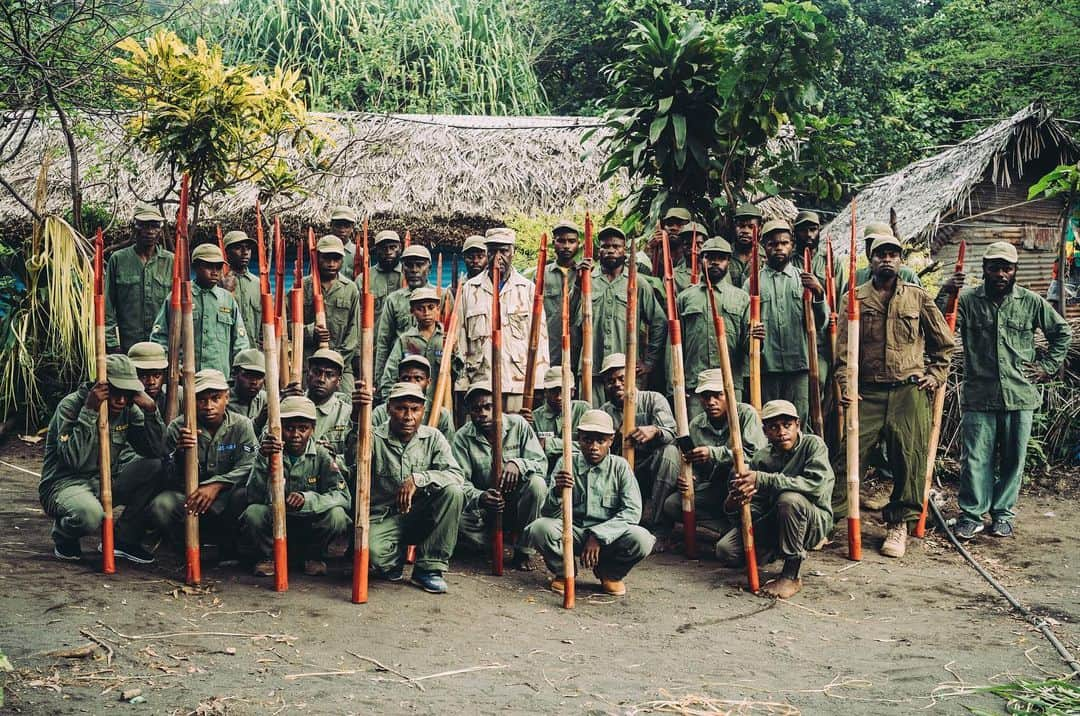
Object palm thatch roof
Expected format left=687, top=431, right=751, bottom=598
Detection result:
left=822, top=102, right=1078, bottom=252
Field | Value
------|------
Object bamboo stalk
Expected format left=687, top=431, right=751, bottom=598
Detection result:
left=181, top=260, right=201, bottom=585
left=290, top=239, right=304, bottom=385
left=308, top=228, right=329, bottom=350
left=261, top=293, right=288, bottom=591
left=825, top=237, right=843, bottom=449
left=274, top=219, right=288, bottom=388
left=217, top=225, right=228, bottom=277
left=521, top=233, right=548, bottom=412
left=803, top=248, right=824, bottom=436
left=623, top=242, right=638, bottom=472
left=429, top=282, right=464, bottom=426
left=580, top=213, right=594, bottom=405
left=748, top=224, right=762, bottom=412
left=560, top=271, right=575, bottom=609
left=165, top=176, right=189, bottom=425
left=689, top=225, right=699, bottom=285
left=490, top=260, right=504, bottom=576
left=845, top=202, right=862, bottom=562
left=94, top=228, right=115, bottom=575
left=352, top=222, right=374, bottom=604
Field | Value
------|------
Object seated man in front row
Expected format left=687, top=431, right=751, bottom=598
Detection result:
left=240, top=396, right=351, bottom=578
left=524, top=410, right=654, bottom=597
left=721, top=400, right=834, bottom=599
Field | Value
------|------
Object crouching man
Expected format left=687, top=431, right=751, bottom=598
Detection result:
left=240, top=396, right=351, bottom=577
left=523, top=409, right=655, bottom=597
left=722, top=400, right=834, bottom=599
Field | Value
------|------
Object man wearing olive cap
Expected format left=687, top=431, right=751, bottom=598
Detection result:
left=728, top=203, right=764, bottom=290
left=938, top=241, right=1071, bottom=540
left=379, top=286, right=446, bottom=402
left=645, top=207, right=692, bottom=276
left=40, top=354, right=168, bottom=564
left=151, top=243, right=250, bottom=375
left=303, top=234, right=360, bottom=395
left=834, top=233, right=954, bottom=559
left=544, top=221, right=584, bottom=368
left=105, top=204, right=175, bottom=354
left=527, top=366, right=590, bottom=471
left=284, top=348, right=354, bottom=459
left=221, top=230, right=262, bottom=346
left=228, top=348, right=268, bottom=433
left=127, top=341, right=171, bottom=416
left=852, top=222, right=922, bottom=287
left=674, top=222, right=708, bottom=292
left=328, top=206, right=361, bottom=280
left=461, top=235, right=489, bottom=280
left=369, top=229, right=404, bottom=325
left=371, top=354, right=456, bottom=440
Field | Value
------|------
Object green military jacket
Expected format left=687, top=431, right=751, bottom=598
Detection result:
left=532, top=399, right=590, bottom=462
left=673, top=258, right=694, bottom=295
left=370, top=424, right=463, bottom=516
left=601, top=390, right=677, bottom=457
left=313, top=393, right=354, bottom=458
left=543, top=262, right=581, bottom=367
left=40, top=385, right=166, bottom=499
left=372, top=402, right=455, bottom=442
left=582, top=266, right=667, bottom=377
left=227, top=270, right=263, bottom=349
left=743, top=432, right=834, bottom=535
left=165, top=410, right=257, bottom=487
left=227, top=385, right=267, bottom=434
left=451, top=413, right=546, bottom=510
left=151, top=283, right=250, bottom=376
left=379, top=322, right=444, bottom=401
left=952, top=284, right=1072, bottom=411
left=854, top=264, right=921, bottom=288
left=105, top=246, right=175, bottom=352
left=759, top=262, right=827, bottom=373
left=303, top=275, right=360, bottom=373
left=542, top=452, right=642, bottom=545
left=688, top=403, right=766, bottom=483
left=837, top=279, right=954, bottom=396
left=246, top=437, right=351, bottom=515
left=728, top=247, right=764, bottom=290
left=368, top=263, right=403, bottom=331
left=676, top=282, right=751, bottom=390
left=341, top=241, right=357, bottom=280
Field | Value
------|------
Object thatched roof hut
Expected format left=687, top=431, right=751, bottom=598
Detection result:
left=822, top=102, right=1079, bottom=315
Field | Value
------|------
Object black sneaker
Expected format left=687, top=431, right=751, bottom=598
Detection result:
left=54, top=541, right=82, bottom=561
left=114, top=543, right=155, bottom=564
left=375, top=565, right=405, bottom=582
left=411, top=569, right=448, bottom=594
left=954, top=518, right=984, bottom=540
left=988, top=519, right=1013, bottom=538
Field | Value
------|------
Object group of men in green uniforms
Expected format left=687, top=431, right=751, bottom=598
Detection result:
left=39, top=200, right=1071, bottom=601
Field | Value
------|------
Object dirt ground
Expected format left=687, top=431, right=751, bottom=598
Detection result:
left=0, top=438, right=1077, bottom=715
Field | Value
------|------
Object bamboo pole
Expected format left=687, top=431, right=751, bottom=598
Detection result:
left=216, top=225, right=228, bottom=277
left=559, top=272, right=575, bottom=609
left=915, top=241, right=966, bottom=538
left=704, top=269, right=759, bottom=591
left=436, top=253, right=444, bottom=299
left=180, top=244, right=201, bottom=585
left=623, top=241, right=638, bottom=472
left=825, top=237, right=843, bottom=448
left=580, top=214, right=594, bottom=405
left=803, top=248, right=824, bottom=436
left=261, top=292, right=288, bottom=591
left=354, top=216, right=367, bottom=282
left=490, top=260, right=505, bottom=576
left=290, top=238, right=304, bottom=385
left=274, top=218, right=288, bottom=389
left=748, top=224, right=762, bottom=412
left=352, top=222, right=374, bottom=604
left=308, top=228, right=329, bottom=350
left=165, top=175, right=189, bottom=425
left=845, top=202, right=862, bottom=562
left=401, top=230, right=411, bottom=289
left=428, top=282, right=464, bottom=426
left=689, top=225, right=699, bottom=285
left=93, top=228, right=115, bottom=575
left=521, top=233, right=548, bottom=412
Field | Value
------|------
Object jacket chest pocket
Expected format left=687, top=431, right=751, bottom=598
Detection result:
left=892, top=309, right=920, bottom=345
left=216, top=311, right=235, bottom=328
left=1003, top=316, right=1034, bottom=359
left=465, top=308, right=490, bottom=350
left=507, top=311, right=529, bottom=340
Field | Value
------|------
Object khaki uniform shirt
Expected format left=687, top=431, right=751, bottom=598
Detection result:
left=246, top=437, right=351, bottom=515
left=379, top=324, right=445, bottom=402
left=227, top=385, right=267, bottom=434
left=313, top=393, right=353, bottom=458
left=151, top=284, right=250, bottom=375
left=303, top=275, right=360, bottom=372
left=543, top=262, right=580, bottom=367
left=368, top=264, right=403, bottom=330
left=452, top=414, right=547, bottom=510
left=374, top=283, right=453, bottom=386
left=601, top=390, right=677, bottom=457
left=164, top=410, right=258, bottom=487
left=105, top=246, right=175, bottom=352
left=728, top=247, right=763, bottom=290
left=759, top=262, right=827, bottom=373
left=744, top=432, right=834, bottom=534
left=676, top=282, right=751, bottom=390
left=542, top=452, right=642, bottom=545
left=370, top=424, right=463, bottom=515
left=583, top=266, right=667, bottom=376
left=227, top=270, right=263, bottom=349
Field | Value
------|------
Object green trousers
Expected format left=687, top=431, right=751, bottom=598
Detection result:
left=369, top=483, right=464, bottom=573
left=636, top=444, right=681, bottom=527
left=239, top=503, right=351, bottom=559
left=958, top=410, right=1033, bottom=523
left=522, top=518, right=655, bottom=581
left=41, top=458, right=163, bottom=546
left=715, top=491, right=830, bottom=566
left=762, top=370, right=810, bottom=427
left=832, top=383, right=930, bottom=525
left=457, top=474, right=546, bottom=555
left=148, top=481, right=245, bottom=546
left=662, top=478, right=731, bottom=533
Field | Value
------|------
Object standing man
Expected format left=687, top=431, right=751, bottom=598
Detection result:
left=835, top=233, right=954, bottom=558
left=544, top=220, right=582, bottom=368
left=303, top=234, right=360, bottom=394
left=379, top=286, right=445, bottom=402
left=853, top=222, right=922, bottom=287
left=940, top=241, right=1072, bottom=539
left=750, top=219, right=827, bottom=426
left=585, top=225, right=667, bottom=405
left=329, top=206, right=360, bottom=280
left=370, top=230, right=404, bottom=327
left=374, top=244, right=437, bottom=386
left=221, top=230, right=262, bottom=348
left=105, top=203, right=174, bottom=354
left=676, top=236, right=751, bottom=416
left=461, top=235, right=489, bottom=280
left=674, top=222, right=708, bottom=292
left=794, top=210, right=845, bottom=410
left=458, top=229, right=549, bottom=412
left=728, top=203, right=764, bottom=289
left=151, top=243, right=249, bottom=375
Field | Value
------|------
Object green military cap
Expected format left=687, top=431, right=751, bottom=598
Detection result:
left=694, top=368, right=726, bottom=394
left=465, top=380, right=493, bottom=402
left=760, top=399, right=799, bottom=422
left=869, top=236, right=903, bottom=255
left=462, top=235, right=487, bottom=253
left=794, top=210, right=821, bottom=227
left=316, top=234, right=346, bottom=256
left=232, top=348, right=266, bottom=373
left=133, top=202, right=165, bottom=223
left=983, top=241, right=1018, bottom=263
left=600, top=352, right=626, bottom=374
left=484, top=228, right=516, bottom=246
left=401, top=245, right=432, bottom=262
left=191, top=243, right=225, bottom=265
left=596, top=225, right=626, bottom=242
left=408, top=286, right=439, bottom=304
left=677, top=222, right=709, bottom=238
left=280, top=395, right=317, bottom=421
left=543, top=367, right=564, bottom=389
left=222, top=230, right=253, bottom=248
left=863, top=221, right=893, bottom=239
left=127, top=341, right=168, bottom=370
left=761, top=219, right=793, bottom=237
left=388, top=381, right=426, bottom=403
left=733, top=203, right=763, bottom=220
left=310, top=347, right=345, bottom=370
left=374, top=230, right=401, bottom=245
left=193, top=369, right=230, bottom=394
left=663, top=207, right=692, bottom=223
left=104, top=354, right=145, bottom=392
left=399, top=354, right=432, bottom=374
left=330, top=205, right=358, bottom=224
left=552, top=220, right=581, bottom=235
left=577, top=409, right=616, bottom=436
left=701, top=237, right=733, bottom=255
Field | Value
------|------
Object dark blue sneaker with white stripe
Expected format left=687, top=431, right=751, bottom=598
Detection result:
left=115, top=543, right=155, bottom=564
left=54, top=540, right=82, bottom=561
left=411, top=569, right=448, bottom=594
left=954, top=518, right=984, bottom=540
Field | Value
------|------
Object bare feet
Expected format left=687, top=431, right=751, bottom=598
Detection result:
left=760, top=577, right=802, bottom=599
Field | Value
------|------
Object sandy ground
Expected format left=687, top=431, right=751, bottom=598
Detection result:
left=0, top=439, right=1077, bottom=715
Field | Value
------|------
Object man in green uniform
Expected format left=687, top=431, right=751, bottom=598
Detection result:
left=380, top=286, right=445, bottom=401
left=938, top=241, right=1072, bottom=539
left=375, top=246, right=439, bottom=391
left=749, top=219, right=827, bottom=426
left=453, top=382, right=547, bottom=570
left=127, top=341, right=170, bottom=415
left=524, top=409, right=654, bottom=596
left=228, top=348, right=267, bottom=433
left=645, top=207, right=692, bottom=277
left=852, top=222, right=923, bottom=287
left=366, top=382, right=465, bottom=594
left=544, top=221, right=582, bottom=368
left=149, top=369, right=258, bottom=550
left=40, top=354, right=166, bottom=563
left=287, top=348, right=354, bottom=459
left=599, top=354, right=680, bottom=528
left=723, top=400, right=834, bottom=599
left=151, top=243, right=250, bottom=375
left=371, top=355, right=455, bottom=440
left=105, top=204, right=175, bottom=354
left=728, top=203, right=764, bottom=290
left=461, top=234, right=489, bottom=280
left=330, top=206, right=360, bottom=281
left=676, top=237, right=751, bottom=418
left=662, top=369, right=766, bottom=538
left=303, top=235, right=360, bottom=394
left=221, top=230, right=262, bottom=348
left=835, top=234, right=954, bottom=558
left=584, top=225, right=667, bottom=405
left=370, top=230, right=404, bottom=327
left=524, top=367, right=590, bottom=472
left=241, top=395, right=352, bottom=577
left=674, top=222, right=708, bottom=292
left=794, top=210, right=845, bottom=385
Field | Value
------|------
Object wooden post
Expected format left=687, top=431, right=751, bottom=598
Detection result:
left=217, top=225, right=228, bottom=276
left=274, top=218, right=288, bottom=389
left=490, top=260, right=505, bottom=576
left=352, top=221, right=374, bottom=603
left=522, top=233, right=548, bottom=413
left=436, top=253, right=444, bottom=299
left=560, top=272, right=575, bottom=609
left=803, top=248, right=824, bottom=436
left=580, top=214, right=594, bottom=405
left=623, top=243, right=638, bottom=472
left=748, top=224, right=762, bottom=412
left=93, top=228, right=116, bottom=575
left=1057, top=189, right=1075, bottom=319
left=845, top=202, right=862, bottom=562
left=689, top=225, right=699, bottom=285
left=290, top=238, right=304, bottom=386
